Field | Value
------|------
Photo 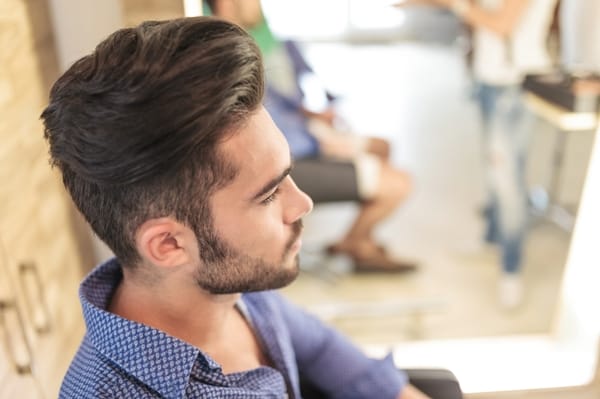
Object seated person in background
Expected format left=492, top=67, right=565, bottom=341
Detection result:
left=209, top=0, right=416, bottom=273
left=43, top=17, right=429, bottom=399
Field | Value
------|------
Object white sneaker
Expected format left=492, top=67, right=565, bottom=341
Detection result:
left=498, top=274, right=523, bottom=309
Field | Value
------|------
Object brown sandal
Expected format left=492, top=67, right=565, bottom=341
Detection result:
left=325, top=243, right=387, bottom=256
left=352, top=254, right=418, bottom=274
left=326, top=243, right=417, bottom=273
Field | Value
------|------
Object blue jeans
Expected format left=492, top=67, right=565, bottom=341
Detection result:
left=476, top=83, right=531, bottom=274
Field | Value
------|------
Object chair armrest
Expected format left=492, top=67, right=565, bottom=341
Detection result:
left=406, top=368, right=463, bottom=399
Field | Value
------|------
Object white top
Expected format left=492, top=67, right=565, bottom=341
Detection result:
left=473, top=0, right=557, bottom=85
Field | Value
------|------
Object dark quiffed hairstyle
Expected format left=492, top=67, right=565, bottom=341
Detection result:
left=41, top=17, right=264, bottom=266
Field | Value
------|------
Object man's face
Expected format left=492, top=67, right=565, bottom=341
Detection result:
left=193, top=107, right=313, bottom=294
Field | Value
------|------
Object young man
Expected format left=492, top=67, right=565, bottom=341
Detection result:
left=42, top=17, right=428, bottom=399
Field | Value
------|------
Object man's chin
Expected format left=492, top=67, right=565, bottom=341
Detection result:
left=282, top=256, right=301, bottom=283
left=257, top=258, right=300, bottom=291
left=203, top=262, right=300, bottom=294
left=256, top=258, right=300, bottom=291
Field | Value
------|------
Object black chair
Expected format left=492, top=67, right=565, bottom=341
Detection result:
left=300, top=368, right=463, bottom=399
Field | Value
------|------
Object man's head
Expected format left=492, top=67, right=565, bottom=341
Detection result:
left=206, top=0, right=264, bottom=30
left=42, top=17, right=312, bottom=293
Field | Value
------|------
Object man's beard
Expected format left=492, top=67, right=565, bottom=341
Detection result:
left=194, top=220, right=303, bottom=294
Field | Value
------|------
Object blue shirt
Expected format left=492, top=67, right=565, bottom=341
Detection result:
left=264, top=86, right=320, bottom=160
left=60, top=258, right=406, bottom=398
left=262, top=40, right=325, bottom=160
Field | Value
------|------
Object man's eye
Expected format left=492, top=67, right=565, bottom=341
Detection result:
left=261, top=188, right=280, bottom=205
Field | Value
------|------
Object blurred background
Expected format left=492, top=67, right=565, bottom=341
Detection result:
left=1, top=0, right=599, bottom=397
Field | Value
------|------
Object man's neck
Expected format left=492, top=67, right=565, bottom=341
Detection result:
left=108, top=267, right=272, bottom=374
left=108, top=273, right=241, bottom=349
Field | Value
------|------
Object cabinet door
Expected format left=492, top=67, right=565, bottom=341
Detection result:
left=0, top=374, right=43, bottom=399
left=0, top=195, right=84, bottom=398
left=0, top=295, right=40, bottom=399
left=1, top=241, right=85, bottom=396
left=0, top=254, right=85, bottom=398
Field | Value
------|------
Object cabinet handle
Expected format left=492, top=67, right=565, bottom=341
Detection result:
left=0, top=299, right=33, bottom=375
left=18, top=262, right=51, bottom=333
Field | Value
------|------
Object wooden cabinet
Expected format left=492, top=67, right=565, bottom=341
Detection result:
left=0, top=1, right=92, bottom=397
left=0, top=205, right=88, bottom=398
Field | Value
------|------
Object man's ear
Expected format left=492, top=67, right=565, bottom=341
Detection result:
left=135, top=218, right=194, bottom=269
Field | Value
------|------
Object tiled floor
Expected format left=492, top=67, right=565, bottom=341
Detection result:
left=278, top=41, right=588, bottom=346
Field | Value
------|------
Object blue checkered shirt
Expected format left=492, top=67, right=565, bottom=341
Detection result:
left=60, top=258, right=406, bottom=398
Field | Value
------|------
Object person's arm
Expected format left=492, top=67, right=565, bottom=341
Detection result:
left=272, top=292, right=431, bottom=399
left=395, top=0, right=529, bottom=37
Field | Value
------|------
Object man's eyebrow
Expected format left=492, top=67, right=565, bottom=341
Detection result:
left=251, top=165, right=292, bottom=201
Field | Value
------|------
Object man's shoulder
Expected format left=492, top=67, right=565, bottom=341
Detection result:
left=60, top=337, right=116, bottom=398
left=59, top=337, right=156, bottom=399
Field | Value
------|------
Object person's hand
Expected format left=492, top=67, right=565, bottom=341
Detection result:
left=397, top=384, right=432, bottom=399
left=314, top=108, right=336, bottom=126
left=302, top=106, right=336, bottom=126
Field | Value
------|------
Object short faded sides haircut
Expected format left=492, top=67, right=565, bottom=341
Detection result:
left=42, top=17, right=264, bottom=266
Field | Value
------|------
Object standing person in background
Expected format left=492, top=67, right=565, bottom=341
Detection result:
left=209, top=0, right=418, bottom=274
left=397, top=0, right=558, bottom=308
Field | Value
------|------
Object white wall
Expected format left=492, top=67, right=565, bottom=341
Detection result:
left=48, top=0, right=123, bottom=72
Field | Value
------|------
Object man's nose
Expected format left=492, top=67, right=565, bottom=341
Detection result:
left=285, top=178, right=313, bottom=224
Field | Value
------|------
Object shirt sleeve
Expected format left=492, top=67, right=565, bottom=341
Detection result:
left=264, top=86, right=320, bottom=160
left=284, top=40, right=337, bottom=103
left=273, top=292, right=408, bottom=399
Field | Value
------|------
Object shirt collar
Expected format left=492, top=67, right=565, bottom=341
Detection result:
left=79, top=258, right=219, bottom=399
